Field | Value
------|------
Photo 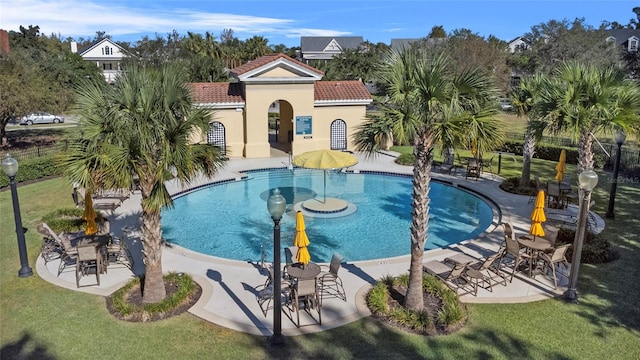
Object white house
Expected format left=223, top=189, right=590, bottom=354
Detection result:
left=299, top=36, right=364, bottom=62
left=71, top=38, right=128, bottom=83
left=605, top=29, right=639, bottom=53
left=507, top=36, right=531, bottom=53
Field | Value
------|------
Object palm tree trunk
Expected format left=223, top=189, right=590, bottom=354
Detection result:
left=139, top=177, right=167, bottom=304
left=405, top=130, right=434, bottom=312
left=578, top=130, right=595, bottom=173
left=520, top=128, right=536, bottom=188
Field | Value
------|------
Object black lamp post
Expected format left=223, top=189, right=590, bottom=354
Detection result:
left=564, top=168, right=598, bottom=303
left=605, top=129, right=626, bottom=219
left=267, top=188, right=286, bottom=346
left=2, top=154, right=33, bottom=278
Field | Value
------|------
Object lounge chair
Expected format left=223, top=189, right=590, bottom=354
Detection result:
left=318, top=253, right=346, bottom=301
left=445, top=252, right=507, bottom=292
left=422, top=260, right=472, bottom=295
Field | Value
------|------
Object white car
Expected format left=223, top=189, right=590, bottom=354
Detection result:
left=499, top=99, right=513, bottom=111
left=19, top=112, right=65, bottom=125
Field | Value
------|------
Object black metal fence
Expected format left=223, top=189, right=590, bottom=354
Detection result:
left=3, top=144, right=64, bottom=161
left=505, top=132, right=640, bottom=170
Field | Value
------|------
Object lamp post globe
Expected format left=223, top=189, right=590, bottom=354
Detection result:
left=605, top=129, right=626, bottom=219
left=267, top=188, right=286, bottom=346
left=2, top=154, right=33, bottom=278
left=565, top=168, right=598, bottom=303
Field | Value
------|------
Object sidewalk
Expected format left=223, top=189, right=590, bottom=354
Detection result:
left=35, top=151, right=603, bottom=336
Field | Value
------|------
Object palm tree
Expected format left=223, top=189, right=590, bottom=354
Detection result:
left=536, top=62, right=640, bottom=173
left=511, top=74, right=546, bottom=188
left=60, top=64, right=227, bottom=303
left=354, top=49, right=503, bottom=312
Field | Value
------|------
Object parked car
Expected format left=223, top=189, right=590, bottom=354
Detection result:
left=19, top=112, right=65, bottom=125
left=499, top=99, right=513, bottom=111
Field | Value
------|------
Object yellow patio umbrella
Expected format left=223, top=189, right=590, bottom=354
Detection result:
left=471, top=139, right=478, bottom=158
left=554, top=149, right=567, bottom=182
left=292, top=150, right=358, bottom=202
left=529, top=190, right=546, bottom=240
left=83, top=191, right=98, bottom=236
left=293, top=211, right=311, bottom=265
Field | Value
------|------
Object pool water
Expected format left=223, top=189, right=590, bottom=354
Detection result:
left=162, top=168, right=493, bottom=263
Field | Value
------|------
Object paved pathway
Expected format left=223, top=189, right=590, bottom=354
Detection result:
left=35, top=151, right=603, bottom=337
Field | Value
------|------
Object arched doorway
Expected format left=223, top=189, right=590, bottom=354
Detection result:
left=207, top=121, right=226, bottom=155
left=268, top=100, right=293, bottom=154
left=330, top=119, right=347, bottom=151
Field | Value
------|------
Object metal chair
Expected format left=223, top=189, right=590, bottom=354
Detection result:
left=319, top=253, right=346, bottom=301
left=75, top=245, right=102, bottom=287
left=538, top=244, right=571, bottom=289
left=290, top=278, right=321, bottom=327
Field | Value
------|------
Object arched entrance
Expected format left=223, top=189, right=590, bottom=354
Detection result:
left=268, top=100, right=293, bottom=155
left=330, top=119, right=347, bottom=151
left=207, top=121, right=226, bottom=155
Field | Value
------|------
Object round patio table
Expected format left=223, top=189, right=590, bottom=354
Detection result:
left=518, top=236, right=553, bottom=277
left=286, top=262, right=321, bottom=280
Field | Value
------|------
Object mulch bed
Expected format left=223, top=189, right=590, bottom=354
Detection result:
left=371, top=284, right=467, bottom=336
left=105, top=278, right=202, bottom=322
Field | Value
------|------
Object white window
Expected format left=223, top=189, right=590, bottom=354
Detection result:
left=629, top=38, right=638, bottom=52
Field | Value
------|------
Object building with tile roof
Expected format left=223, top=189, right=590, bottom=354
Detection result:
left=300, top=36, right=364, bottom=62
left=190, top=53, right=372, bottom=158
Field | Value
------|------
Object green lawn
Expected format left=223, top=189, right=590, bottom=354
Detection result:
left=1, top=163, right=640, bottom=359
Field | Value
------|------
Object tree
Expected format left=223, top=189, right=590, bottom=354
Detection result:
left=536, top=62, right=640, bottom=172
left=354, top=49, right=503, bottom=311
left=60, top=64, right=227, bottom=303
left=242, top=35, right=271, bottom=61
left=511, top=74, right=545, bottom=187
left=428, top=25, right=446, bottom=38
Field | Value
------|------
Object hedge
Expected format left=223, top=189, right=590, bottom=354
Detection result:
left=498, top=140, right=607, bottom=169
left=0, top=155, right=62, bottom=188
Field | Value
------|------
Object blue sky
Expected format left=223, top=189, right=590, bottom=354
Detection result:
left=3, top=0, right=637, bottom=46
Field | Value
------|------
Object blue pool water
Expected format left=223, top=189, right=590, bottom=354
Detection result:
left=162, top=168, right=494, bottom=263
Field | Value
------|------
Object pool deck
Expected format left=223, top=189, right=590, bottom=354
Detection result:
left=35, top=150, right=604, bottom=337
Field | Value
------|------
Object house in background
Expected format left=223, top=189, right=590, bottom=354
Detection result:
left=507, top=36, right=531, bottom=53
left=605, top=29, right=639, bottom=52
left=300, top=36, right=364, bottom=63
left=71, top=38, right=128, bottom=83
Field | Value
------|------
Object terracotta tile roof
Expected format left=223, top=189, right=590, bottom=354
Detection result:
left=230, top=53, right=324, bottom=76
left=189, top=82, right=245, bottom=104
left=314, top=81, right=371, bottom=101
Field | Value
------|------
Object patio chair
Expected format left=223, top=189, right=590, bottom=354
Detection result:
left=541, top=224, right=560, bottom=247
left=76, top=245, right=102, bottom=287
left=445, top=252, right=507, bottom=292
left=290, top=278, right=321, bottom=327
left=498, top=235, right=534, bottom=282
left=422, top=260, right=472, bottom=295
left=283, top=246, right=298, bottom=279
left=497, top=222, right=516, bottom=256
left=465, top=158, right=480, bottom=180
left=481, top=156, right=495, bottom=176
left=538, top=244, right=571, bottom=289
left=257, top=265, right=292, bottom=317
left=39, top=223, right=82, bottom=276
left=106, top=236, right=133, bottom=270
left=318, top=253, right=346, bottom=301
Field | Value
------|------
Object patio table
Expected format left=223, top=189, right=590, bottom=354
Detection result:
left=518, top=236, right=553, bottom=277
left=286, top=262, right=321, bottom=280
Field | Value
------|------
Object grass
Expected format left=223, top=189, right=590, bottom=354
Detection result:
left=2, top=163, right=640, bottom=358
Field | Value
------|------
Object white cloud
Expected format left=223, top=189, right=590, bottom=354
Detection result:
left=3, top=0, right=348, bottom=43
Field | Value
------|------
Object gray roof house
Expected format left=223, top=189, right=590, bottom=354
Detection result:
left=300, top=36, right=364, bottom=62
left=605, top=29, right=639, bottom=52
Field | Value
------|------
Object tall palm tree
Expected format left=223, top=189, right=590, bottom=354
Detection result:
left=536, top=62, right=640, bottom=173
left=354, top=49, right=502, bottom=312
left=60, top=64, right=227, bottom=303
left=511, top=74, right=546, bottom=188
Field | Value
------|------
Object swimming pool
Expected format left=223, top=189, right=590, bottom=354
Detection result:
left=161, top=168, right=494, bottom=263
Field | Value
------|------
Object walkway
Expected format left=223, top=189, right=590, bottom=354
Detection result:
left=35, top=151, right=603, bottom=337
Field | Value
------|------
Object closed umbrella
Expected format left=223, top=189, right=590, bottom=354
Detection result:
left=83, top=191, right=98, bottom=236
left=294, top=211, right=311, bottom=265
left=471, top=139, right=478, bottom=158
left=555, top=149, right=567, bottom=182
left=529, top=190, right=546, bottom=240
left=292, top=150, right=358, bottom=203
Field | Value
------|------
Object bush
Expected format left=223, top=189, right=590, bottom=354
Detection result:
left=556, top=228, right=620, bottom=264
left=395, top=153, right=415, bottom=166
left=499, top=176, right=537, bottom=196
left=0, top=155, right=62, bottom=188
left=40, top=208, right=105, bottom=233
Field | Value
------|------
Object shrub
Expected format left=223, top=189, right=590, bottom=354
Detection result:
left=0, top=155, right=62, bottom=188
left=556, top=228, right=619, bottom=264
left=499, top=176, right=537, bottom=196
left=367, top=281, right=389, bottom=314
left=395, top=153, right=415, bottom=166
left=41, top=208, right=104, bottom=233
left=109, top=272, right=197, bottom=321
